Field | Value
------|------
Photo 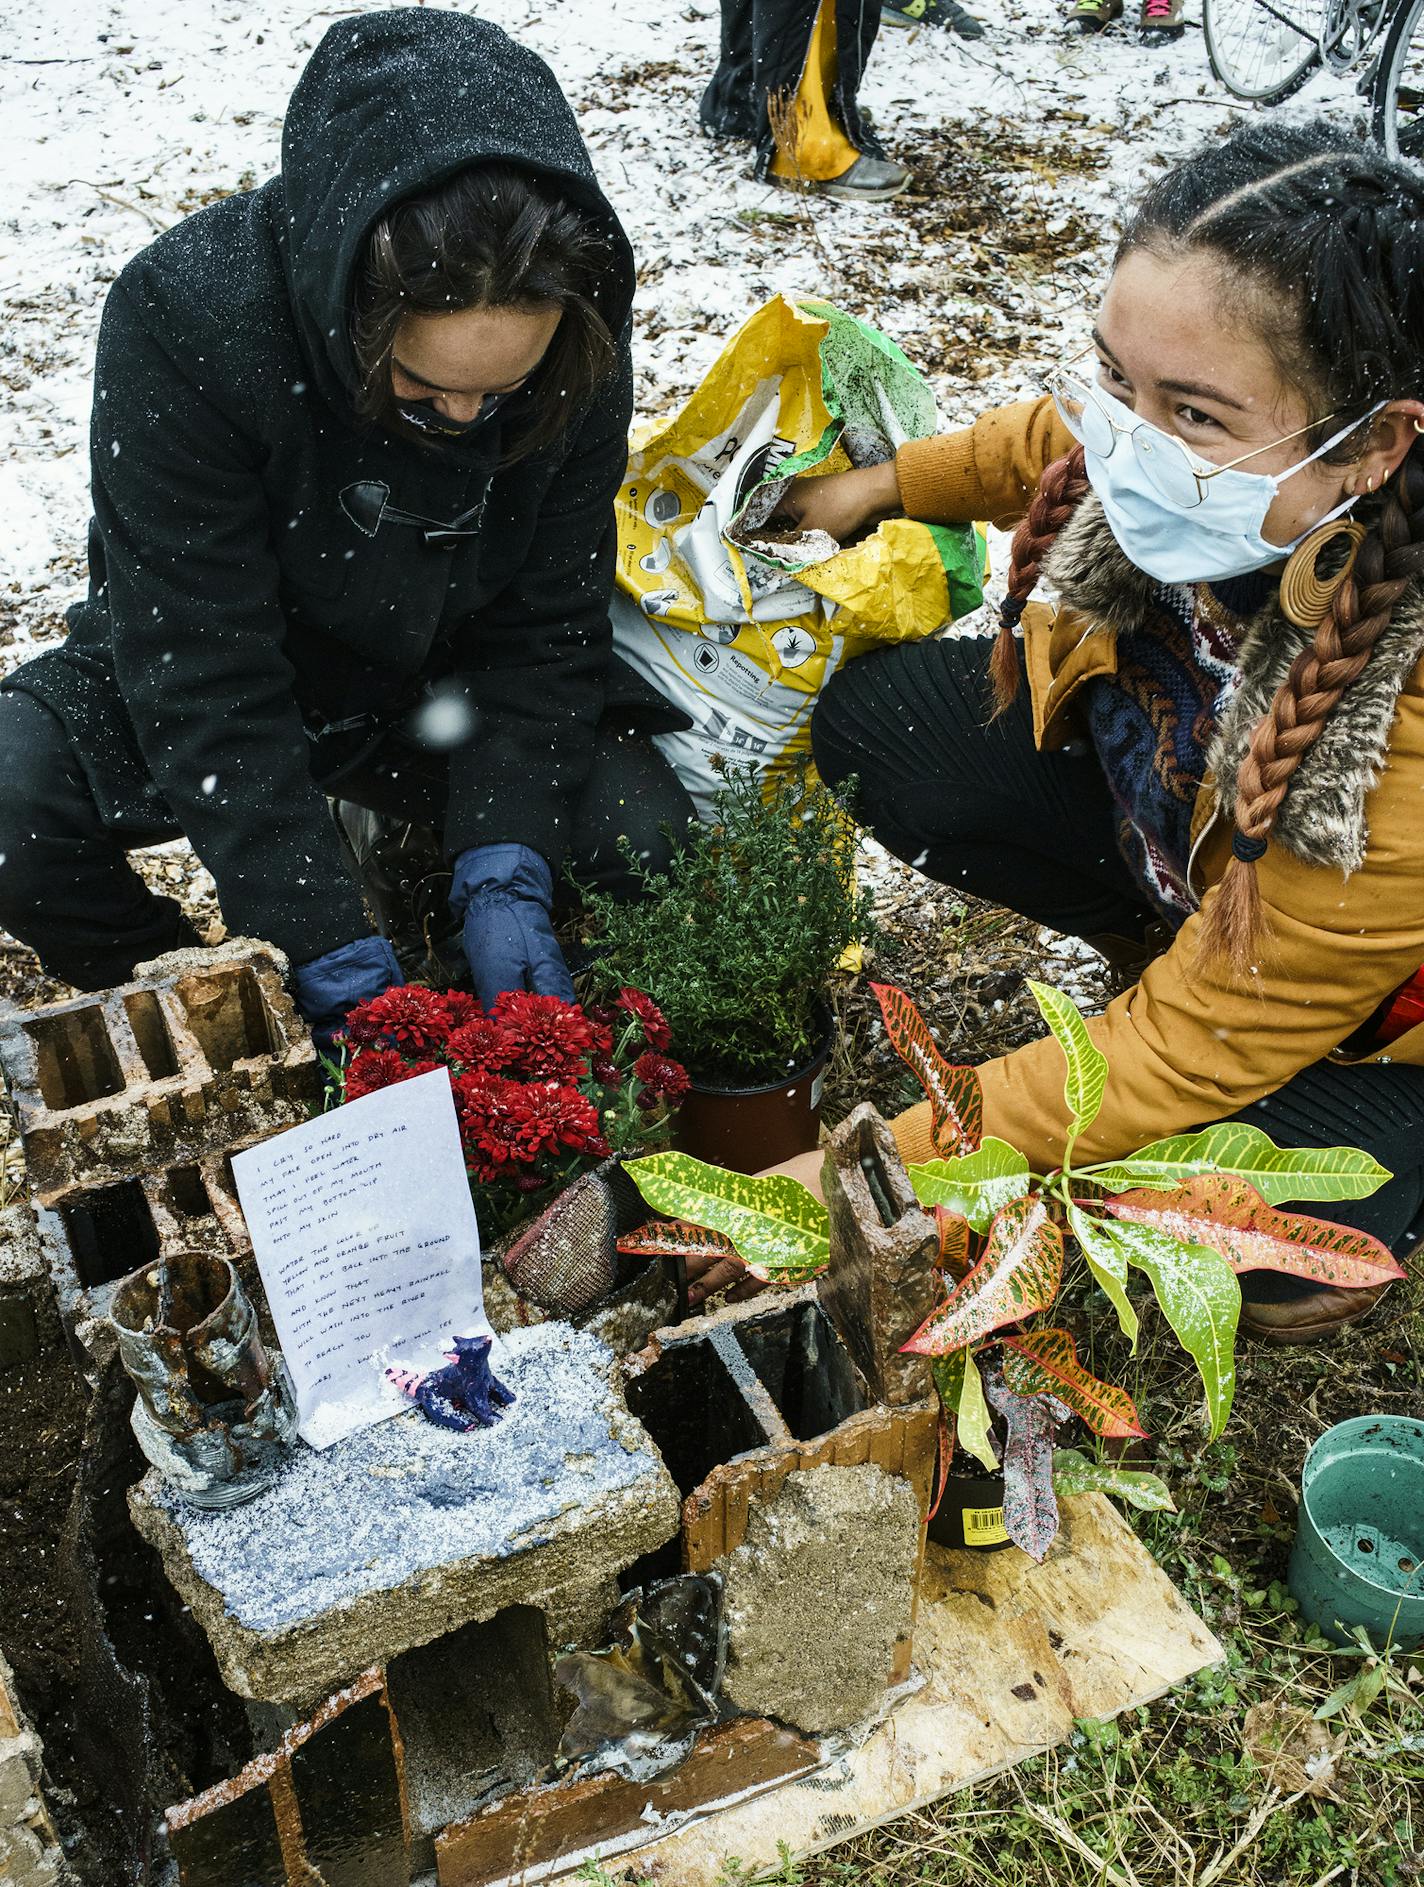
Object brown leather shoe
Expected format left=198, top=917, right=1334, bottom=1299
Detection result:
left=1242, top=1283, right=1391, bottom=1346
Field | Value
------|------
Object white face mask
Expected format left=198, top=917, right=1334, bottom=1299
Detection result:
left=1054, top=371, right=1385, bottom=586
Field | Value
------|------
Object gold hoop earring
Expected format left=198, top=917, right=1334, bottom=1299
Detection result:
left=1280, top=517, right=1368, bottom=629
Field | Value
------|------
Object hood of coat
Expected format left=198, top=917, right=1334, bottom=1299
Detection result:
left=273, top=7, right=635, bottom=415
left=1042, top=492, right=1424, bottom=876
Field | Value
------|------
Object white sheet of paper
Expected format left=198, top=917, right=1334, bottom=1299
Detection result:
left=232, top=1067, right=489, bottom=1450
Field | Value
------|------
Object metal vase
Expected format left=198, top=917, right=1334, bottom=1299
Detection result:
left=110, top=1248, right=297, bottom=1509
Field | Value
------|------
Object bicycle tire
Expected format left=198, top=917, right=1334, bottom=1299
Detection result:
left=1204, top=0, right=1323, bottom=99
left=1372, top=0, right=1424, bottom=158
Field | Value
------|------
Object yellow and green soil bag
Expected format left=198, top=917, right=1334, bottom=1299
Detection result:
left=612, top=294, right=986, bottom=815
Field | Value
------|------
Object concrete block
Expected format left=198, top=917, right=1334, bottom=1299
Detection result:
left=433, top=1716, right=822, bottom=1887
left=0, top=939, right=317, bottom=1207
left=713, top=1463, right=922, bottom=1735
left=624, top=1290, right=937, bottom=1571
left=130, top=1324, right=680, bottom=1703
left=166, top=1667, right=409, bottom=1887
left=0, top=1648, right=67, bottom=1887
left=818, top=1104, right=939, bottom=1406
left=0, top=1200, right=61, bottom=1373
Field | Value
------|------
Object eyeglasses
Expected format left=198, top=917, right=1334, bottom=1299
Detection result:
left=1045, top=359, right=1371, bottom=511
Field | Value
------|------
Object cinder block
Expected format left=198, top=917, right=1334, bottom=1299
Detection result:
left=818, top=1103, right=939, bottom=1406
left=0, top=1649, right=67, bottom=1887
left=33, top=1139, right=263, bottom=1383
left=433, top=1716, right=821, bottom=1887
left=166, top=1667, right=409, bottom=1887
left=0, top=1201, right=61, bottom=1373
left=0, top=939, right=318, bottom=1207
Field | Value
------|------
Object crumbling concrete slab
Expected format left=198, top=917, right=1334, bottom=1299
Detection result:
left=0, top=1647, right=67, bottom=1887
left=0, top=939, right=317, bottom=1207
left=818, top=1104, right=938, bottom=1407
left=713, top=1464, right=921, bottom=1735
left=131, top=1323, right=680, bottom=1703
left=0, top=1200, right=61, bottom=1374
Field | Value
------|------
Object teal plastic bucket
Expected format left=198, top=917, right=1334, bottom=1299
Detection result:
left=1288, top=1416, right=1424, bottom=1651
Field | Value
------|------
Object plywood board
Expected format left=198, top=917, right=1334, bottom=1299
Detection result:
left=493, top=1493, right=1222, bottom=1886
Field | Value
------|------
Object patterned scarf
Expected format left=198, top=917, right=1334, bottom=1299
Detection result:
left=1081, top=573, right=1269, bottom=926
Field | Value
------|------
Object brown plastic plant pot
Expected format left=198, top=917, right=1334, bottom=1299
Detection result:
left=674, top=1005, right=834, bottom=1175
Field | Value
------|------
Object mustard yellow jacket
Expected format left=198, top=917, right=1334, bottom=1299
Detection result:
left=885, top=397, right=1424, bottom=1173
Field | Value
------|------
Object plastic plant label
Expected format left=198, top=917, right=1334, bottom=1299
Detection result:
left=962, top=1505, right=1009, bottom=1545
left=233, top=1067, right=489, bottom=1450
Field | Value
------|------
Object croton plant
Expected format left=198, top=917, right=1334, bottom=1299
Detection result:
left=624, top=981, right=1401, bottom=1561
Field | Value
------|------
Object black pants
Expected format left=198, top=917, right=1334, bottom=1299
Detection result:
left=812, top=635, right=1424, bottom=1277
left=700, top=0, right=883, bottom=167
left=0, top=688, right=694, bottom=993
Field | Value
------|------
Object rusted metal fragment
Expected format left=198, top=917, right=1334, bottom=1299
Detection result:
left=818, top=1104, right=939, bottom=1406
left=434, top=1716, right=822, bottom=1887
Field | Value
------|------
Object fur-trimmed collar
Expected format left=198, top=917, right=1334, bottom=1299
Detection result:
left=1040, top=495, right=1424, bottom=875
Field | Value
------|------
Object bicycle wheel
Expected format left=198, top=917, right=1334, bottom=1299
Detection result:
left=1204, top=0, right=1323, bottom=99
left=1373, top=0, right=1424, bottom=159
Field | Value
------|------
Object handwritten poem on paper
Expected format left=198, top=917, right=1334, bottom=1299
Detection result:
left=232, top=1068, right=488, bottom=1450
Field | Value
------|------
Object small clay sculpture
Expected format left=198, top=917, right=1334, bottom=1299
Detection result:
left=387, top=1333, right=515, bottom=1431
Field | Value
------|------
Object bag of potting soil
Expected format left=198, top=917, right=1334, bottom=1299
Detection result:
left=612, top=295, right=987, bottom=816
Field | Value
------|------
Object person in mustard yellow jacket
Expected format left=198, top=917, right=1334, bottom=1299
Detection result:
left=689, top=117, right=1424, bottom=1344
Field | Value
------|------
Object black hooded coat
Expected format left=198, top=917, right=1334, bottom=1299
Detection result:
left=4, top=9, right=677, bottom=966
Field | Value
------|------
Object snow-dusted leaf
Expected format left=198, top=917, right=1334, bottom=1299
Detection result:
left=871, top=982, right=982, bottom=1156
left=1026, top=979, right=1108, bottom=1156
left=909, top=1138, right=1031, bottom=1233
left=1067, top=1201, right=1141, bottom=1349
left=987, top=1373, right=1068, bottom=1562
left=1001, top=1327, right=1146, bottom=1438
left=903, top=1195, right=1064, bottom=1354
left=1106, top=1177, right=1405, bottom=1290
left=1051, top=1448, right=1176, bottom=1513
left=1096, top=1216, right=1241, bottom=1437
left=932, top=1347, right=997, bottom=1472
left=1085, top=1123, right=1391, bottom=1206
left=625, top=1153, right=828, bottom=1284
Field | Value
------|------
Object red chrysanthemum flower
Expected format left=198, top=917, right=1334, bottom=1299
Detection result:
left=615, top=988, right=671, bottom=1051
left=446, top=1016, right=517, bottom=1075
left=632, top=1051, right=690, bottom=1104
left=344, top=1049, right=441, bottom=1102
left=489, top=991, right=598, bottom=1082
left=437, top=990, right=483, bottom=1031
left=343, top=984, right=452, bottom=1053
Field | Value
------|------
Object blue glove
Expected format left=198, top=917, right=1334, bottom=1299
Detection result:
left=292, top=935, right=404, bottom=1053
left=449, top=843, right=573, bottom=1010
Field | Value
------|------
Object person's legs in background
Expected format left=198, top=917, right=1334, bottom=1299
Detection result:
left=701, top=0, right=910, bottom=201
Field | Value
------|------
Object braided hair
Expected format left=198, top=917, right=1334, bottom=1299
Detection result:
left=993, top=119, right=1424, bottom=963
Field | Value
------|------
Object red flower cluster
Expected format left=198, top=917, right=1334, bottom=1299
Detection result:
left=338, top=983, right=686, bottom=1233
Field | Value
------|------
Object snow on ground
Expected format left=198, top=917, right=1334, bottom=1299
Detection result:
left=0, top=0, right=1360, bottom=979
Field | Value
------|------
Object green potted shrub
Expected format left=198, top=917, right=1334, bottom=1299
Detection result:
left=620, top=980, right=1402, bottom=1559
left=580, top=762, right=873, bottom=1172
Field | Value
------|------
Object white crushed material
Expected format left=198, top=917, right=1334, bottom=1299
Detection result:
left=151, top=1323, right=657, bottom=1636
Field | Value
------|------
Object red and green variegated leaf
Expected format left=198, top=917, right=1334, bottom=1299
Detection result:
left=1098, top=1217, right=1240, bottom=1437
left=934, top=1207, right=975, bottom=1283
left=1051, top=1448, right=1176, bottom=1513
left=1084, top=1123, right=1391, bottom=1206
left=1025, top=979, right=1107, bottom=1157
left=909, top=1138, right=1031, bottom=1233
left=932, top=1347, right=997, bottom=1472
left=1001, top=1328, right=1147, bottom=1439
left=870, top=982, right=983, bottom=1156
left=903, top=1195, right=1064, bottom=1355
left=1106, top=1177, right=1406, bottom=1290
left=625, top=1153, right=828, bottom=1284
left=986, top=1373, right=1068, bottom=1562
left=616, top=1219, right=741, bottom=1264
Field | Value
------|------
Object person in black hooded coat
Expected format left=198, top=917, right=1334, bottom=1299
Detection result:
left=0, top=9, right=692, bottom=1037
